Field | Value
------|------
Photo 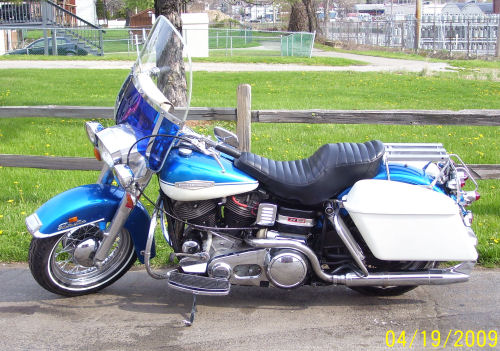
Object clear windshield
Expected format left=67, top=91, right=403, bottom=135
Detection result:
left=114, top=16, right=192, bottom=172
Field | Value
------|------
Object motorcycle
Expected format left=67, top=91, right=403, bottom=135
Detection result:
left=25, top=16, right=480, bottom=323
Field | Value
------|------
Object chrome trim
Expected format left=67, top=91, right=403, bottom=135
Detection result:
left=30, top=218, right=106, bottom=239
left=25, top=213, right=42, bottom=236
left=255, top=203, right=277, bottom=226
left=85, top=121, right=104, bottom=146
left=328, top=209, right=369, bottom=276
left=97, top=163, right=113, bottom=185
left=344, top=262, right=473, bottom=287
left=94, top=194, right=135, bottom=266
left=246, top=237, right=474, bottom=286
left=145, top=195, right=168, bottom=279
left=265, top=250, right=308, bottom=289
left=208, top=249, right=269, bottom=287
left=246, top=238, right=334, bottom=283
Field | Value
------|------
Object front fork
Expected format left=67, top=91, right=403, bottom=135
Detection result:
left=93, top=164, right=142, bottom=267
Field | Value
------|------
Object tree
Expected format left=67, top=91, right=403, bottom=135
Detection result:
left=287, top=0, right=318, bottom=33
left=153, top=0, right=188, bottom=107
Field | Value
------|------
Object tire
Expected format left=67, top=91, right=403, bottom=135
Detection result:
left=29, top=224, right=136, bottom=296
left=349, top=261, right=438, bottom=296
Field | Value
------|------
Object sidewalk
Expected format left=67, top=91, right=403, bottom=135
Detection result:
left=0, top=49, right=451, bottom=72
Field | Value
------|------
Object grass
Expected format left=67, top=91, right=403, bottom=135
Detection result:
left=1, top=70, right=500, bottom=110
left=1, top=119, right=498, bottom=165
left=193, top=55, right=366, bottom=66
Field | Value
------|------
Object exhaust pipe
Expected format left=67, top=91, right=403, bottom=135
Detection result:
left=246, top=238, right=474, bottom=286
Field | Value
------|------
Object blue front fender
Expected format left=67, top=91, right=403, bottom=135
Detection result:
left=30, top=184, right=153, bottom=263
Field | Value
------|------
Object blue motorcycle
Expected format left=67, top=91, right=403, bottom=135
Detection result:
left=25, top=17, right=480, bottom=306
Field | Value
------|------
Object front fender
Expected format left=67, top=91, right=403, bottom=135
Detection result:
left=27, top=184, right=153, bottom=263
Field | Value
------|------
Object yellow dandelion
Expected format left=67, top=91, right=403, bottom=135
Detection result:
left=7, top=199, right=14, bottom=203
left=13, top=181, right=19, bottom=184
left=0, top=215, right=3, bottom=218
left=21, top=211, right=26, bottom=215
left=0, top=230, right=3, bottom=235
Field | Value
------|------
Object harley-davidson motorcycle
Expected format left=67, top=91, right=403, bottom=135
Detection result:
left=26, top=17, right=480, bottom=318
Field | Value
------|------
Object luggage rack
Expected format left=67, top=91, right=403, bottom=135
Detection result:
left=383, top=143, right=478, bottom=193
left=384, top=143, right=449, bottom=162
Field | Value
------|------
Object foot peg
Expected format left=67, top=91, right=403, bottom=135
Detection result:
left=167, top=271, right=230, bottom=296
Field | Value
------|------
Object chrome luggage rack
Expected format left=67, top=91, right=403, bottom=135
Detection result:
left=383, top=143, right=478, bottom=194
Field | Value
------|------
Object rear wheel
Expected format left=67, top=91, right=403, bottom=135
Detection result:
left=29, top=224, right=136, bottom=296
left=349, top=261, right=437, bottom=296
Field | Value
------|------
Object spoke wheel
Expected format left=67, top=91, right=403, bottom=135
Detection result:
left=29, top=224, right=136, bottom=296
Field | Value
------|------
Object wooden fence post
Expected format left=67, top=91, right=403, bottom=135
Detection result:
left=237, top=84, right=251, bottom=152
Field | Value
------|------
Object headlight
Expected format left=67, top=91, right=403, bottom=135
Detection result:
left=95, top=124, right=148, bottom=179
left=95, top=124, right=137, bottom=167
left=85, top=121, right=104, bottom=146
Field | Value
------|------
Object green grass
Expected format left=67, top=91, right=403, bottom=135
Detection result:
left=193, top=55, right=366, bottom=66
left=1, top=70, right=500, bottom=110
left=1, top=119, right=498, bottom=165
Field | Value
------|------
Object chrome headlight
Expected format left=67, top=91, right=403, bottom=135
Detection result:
left=95, top=124, right=148, bottom=180
left=95, top=124, right=138, bottom=168
left=85, top=121, right=104, bottom=146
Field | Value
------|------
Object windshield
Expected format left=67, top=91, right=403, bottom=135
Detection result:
left=114, top=16, right=192, bottom=172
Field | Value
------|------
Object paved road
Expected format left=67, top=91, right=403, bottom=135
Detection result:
left=0, top=264, right=498, bottom=351
left=0, top=49, right=451, bottom=72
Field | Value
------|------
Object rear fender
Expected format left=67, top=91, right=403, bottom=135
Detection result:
left=27, top=184, right=153, bottom=263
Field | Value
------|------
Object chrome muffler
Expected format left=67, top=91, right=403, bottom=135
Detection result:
left=246, top=238, right=473, bottom=286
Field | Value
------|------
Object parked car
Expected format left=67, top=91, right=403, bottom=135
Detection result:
left=8, top=37, right=88, bottom=56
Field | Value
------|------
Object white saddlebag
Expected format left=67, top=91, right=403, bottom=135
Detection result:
left=343, top=180, right=478, bottom=261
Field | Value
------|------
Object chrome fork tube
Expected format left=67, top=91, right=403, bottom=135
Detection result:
left=97, top=163, right=113, bottom=184
left=94, top=193, right=135, bottom=266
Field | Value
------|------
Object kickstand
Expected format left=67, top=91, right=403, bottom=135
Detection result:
left=183, top=294, right=197, bottom=327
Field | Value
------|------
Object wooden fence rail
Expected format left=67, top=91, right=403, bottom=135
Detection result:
left=1, top=105, right=500, bottom=126
left=1, top=84, right=500, bottom=179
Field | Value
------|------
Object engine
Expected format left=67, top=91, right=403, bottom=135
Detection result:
left=224, top=192, right=261, bottom=228
left=172, top=199, right=217, bottom=227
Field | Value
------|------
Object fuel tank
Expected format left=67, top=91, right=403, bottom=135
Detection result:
left=159, top=148, right=258, bottom=201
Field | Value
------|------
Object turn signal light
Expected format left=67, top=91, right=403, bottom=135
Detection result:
left=94, top=147, right=102, bottom=161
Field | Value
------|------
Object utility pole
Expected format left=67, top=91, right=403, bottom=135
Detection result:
left=415, top=0, right=422, bottom=51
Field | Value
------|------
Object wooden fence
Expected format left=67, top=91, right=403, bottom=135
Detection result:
left=1, top=84, right=500, bottom=179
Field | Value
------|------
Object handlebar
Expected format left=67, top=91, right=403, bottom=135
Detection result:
left=204, top=139, right=242, bottom=158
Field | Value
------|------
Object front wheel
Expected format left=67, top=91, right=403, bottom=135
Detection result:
left=29, top=224, right=136, bottom=296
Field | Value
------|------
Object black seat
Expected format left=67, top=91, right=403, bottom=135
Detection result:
left=234, top=140, right=384, bottom=205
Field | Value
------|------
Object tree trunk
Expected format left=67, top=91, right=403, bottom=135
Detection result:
left=154, top=0, right=187, bottom=107
left=288, top=1, right=308, bottom=32
left=288, top=0, right=317, bottom=33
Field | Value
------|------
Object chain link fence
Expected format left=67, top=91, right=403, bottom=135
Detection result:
left=322, top=15, right=500, bottom=57
left=1, top=25, right=315, bottom=57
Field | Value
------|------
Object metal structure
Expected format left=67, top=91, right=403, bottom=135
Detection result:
left=323, top=14, right=500, bottom=57
left=0, top=0, right=104, bottom=56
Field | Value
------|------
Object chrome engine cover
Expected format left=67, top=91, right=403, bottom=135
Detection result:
left=265, top=249, right=309, bottom=289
